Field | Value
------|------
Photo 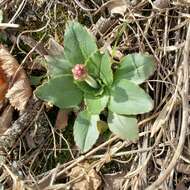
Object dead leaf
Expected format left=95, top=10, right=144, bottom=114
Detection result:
left=106, top=0, right=128, bottom=17
left=34, top=0, right=46, bottom=7
left=175, top=162, right=190, bottom=175
left=100, top=42, right=123, bottom=60
left=0, top=45, right=32, bottom=111
left=5, top=80, right=31, bottom=111
left=97, top=120, right=108, bottom=134
left=103, top=172, right=126, bottom=190
left=20, top=35, right=48, bottom=57
left=153, top=0, right=170, bottom=9
left=156, top=158, right=190, bottom=175
left=0, top=105, right=13, bottom=133
left=48, top=38, right=64, bottom=56
left=70, top=162, right=102, bottom=190
left=25, top=132, right=37, bottom=149
left=176, top=0, right=190, bottom=5
left=55, top=110, right=68, bottom=130
left=0, top=66, right=8, bottom=101
left=176, top=182, right=187, bottom=190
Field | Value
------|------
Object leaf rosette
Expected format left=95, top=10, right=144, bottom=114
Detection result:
left=35, top=21, right=156, bottom=152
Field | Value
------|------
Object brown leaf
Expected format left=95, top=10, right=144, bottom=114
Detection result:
left=55, top=110, right=68, bottom=130
left=0, top=65, right=8, bottom=101
left=176, top=182, right=187, bottom=190
left=20, top=35, right=48, bottom=56
left=154, top=0, right=170, bottom=9
left=48, top=38, right=64, bottom=56
left=70, top=162, right=102, bottom=190
left=175, top=162, right=190, bottom=175
left=103, top=172, right=126, bottom=190
left=106, top=0, right=128, bottom=17
left=0, top=105, right=13, bottom=133
left=0, top=45, right=32, bottom=111
left=177, top=0, right=190, bottom=5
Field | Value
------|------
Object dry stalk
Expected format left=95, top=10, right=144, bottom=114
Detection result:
left=146, top=20, right=190, bottom=190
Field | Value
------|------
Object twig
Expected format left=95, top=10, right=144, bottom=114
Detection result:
left=19, top=35, right=48, bottom=56
left=16, top=19, right=50, bottom=54
left=56, top=136, right=118, bottom=177
left=0, top=23, right=19, bottom=29
left=8, top=0, right=27, bottom=23
left=72, top=0, right=96, bottom=11
left=37, top=136, right=118, bottom=186
left=90, top=147, right=153, bottom=159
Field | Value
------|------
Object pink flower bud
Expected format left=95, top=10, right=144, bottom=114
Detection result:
left=72, top=64, right=99, bottom=89
left=72, top=64, right=87, bottom=80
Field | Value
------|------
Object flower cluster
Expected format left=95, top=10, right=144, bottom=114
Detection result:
left=72, top=64, right=87, bottom=80
left=72, top=64, right=98, bottom=89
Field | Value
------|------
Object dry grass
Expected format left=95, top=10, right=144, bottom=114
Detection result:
left=1, top=0, right=190, bottom=189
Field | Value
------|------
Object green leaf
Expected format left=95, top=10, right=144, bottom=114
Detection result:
left=108, top=112, right=138, bottom=140
left=75, top=80, right=105, bottom=96
left=35, top=75, right=83, bottom=109
left=85, top=93, right=109, bottom=114
left=64, top=21, right=98, bottom=65
left=109, top=79, right=154, bottom=115
left=74, top=111, right=100, bottom=152
left=85, top=51, right=101, bottom=78
left=45, top=55, right=72, bottom=77
left=0, top=32, right=7, bottom=43
left=30, top=75, right=45, bottom=86
left=100, top=52, right=113, bottom=86
left=97, top=120, right=109, bottom=134
left=114, top=53, right=155, bottom=84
